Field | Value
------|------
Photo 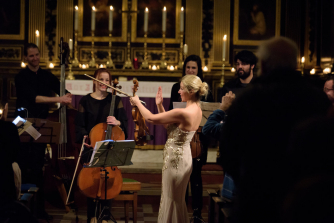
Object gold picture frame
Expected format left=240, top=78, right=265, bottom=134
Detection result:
left=233, top=0, right=281, bottom=46
left=0, top=46, right=22, bottom=61
left=78, top=0, right=127, bottom=42
left=0, top=0, right=25, bottom=40
left=131, top=0, right=181, bottom=43
left=132, top=48, right=179, bottom=63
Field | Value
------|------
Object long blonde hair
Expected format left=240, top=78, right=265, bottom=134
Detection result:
left=181, top=75, right=209, bottom=102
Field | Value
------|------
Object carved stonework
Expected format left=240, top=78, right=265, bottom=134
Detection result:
left=202, top=0, right=214, bottom=66
left=0, top=47, right=21, bottom=61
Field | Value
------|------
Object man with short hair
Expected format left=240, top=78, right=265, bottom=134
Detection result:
left=217, top=50, right=257, bottom=101
left=15, top=43, right=72, bottom=220
left=15, top=43, right=72, bottom=119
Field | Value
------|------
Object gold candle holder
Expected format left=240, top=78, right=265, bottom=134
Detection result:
left=123, top=32, right=133, bottom=69
left=140, top=32, right=149, bottom=69
left=178, top=32, right=184, bottom=69
left=160, top=32, right=167, bottom=70
left=72, top=31, right=79, bottom=67
left=67, top=51, right=75, bottom=80
left=106, top=31, right=115, bottom=69
left=221, top=58, right=225, bottom=86
left=88, top=30, right=96, bottom=67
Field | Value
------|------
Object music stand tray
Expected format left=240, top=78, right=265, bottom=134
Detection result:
left=89, top=140, right=136, bottom=168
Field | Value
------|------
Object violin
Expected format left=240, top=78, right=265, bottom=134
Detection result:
left=76, top=79, right=124, bottom=200
left=131, top=80, right=153, bottom=146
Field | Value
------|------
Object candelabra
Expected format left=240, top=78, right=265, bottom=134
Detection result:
left=123, top=33, right=133, bottom=69
left=160, top=32, right=167, bottom=70
left=106, top=31, right=115, bottom=69
left=88, top=31, right=96, bottom=67
left=140, top=32, right=149, bottom=69
left=178, top=32, right=184, bottom=69
left=221, top=59, right=225, bottom=86
left=67, top=51, right=75, bottom=80
left=72, top=31, right=79, bottom=67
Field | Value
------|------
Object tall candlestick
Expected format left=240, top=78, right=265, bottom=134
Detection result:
left=223, top=34, right=227, bottom=61
left=180, top=7, right=184, bottom=32
left=144, top=7, right=149, bottom=32
left=69, top=39, right=73, bottom=50
left=183, top=44, right=188, bottom=55
left=109, top=6, right=113, bottom=32
left=74, top=6, right=79, bottom=31
left=162, top=6, right=167, bottom=32
left=91, top=6, right=96, bottom=31
left=35, top=30, right=40, bottom=48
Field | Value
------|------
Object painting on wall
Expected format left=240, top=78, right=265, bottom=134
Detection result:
left=233, top=0, right=281, bottom=45
left=0, top=0, right=25, bottom=40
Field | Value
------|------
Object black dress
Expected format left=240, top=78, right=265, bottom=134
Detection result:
left=74, top=93, right=128, bottom=222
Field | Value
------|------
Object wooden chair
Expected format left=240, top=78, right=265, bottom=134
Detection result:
left=114, top=178, right=141, bottom=223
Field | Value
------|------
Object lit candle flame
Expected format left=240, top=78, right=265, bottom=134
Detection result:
left=181, top=7, right=184, bottom=11
left=163, top=6, right=166, bottom=11
left=49, top=63, right=54, bottom=68
left=301, top=56, right=305, bottom=63
left=92, top=6, right=96, bottom=11
left=310, top=68, right=315, bottom=74
left=145, top=7, right=148, bottom=12
left=223, top=35, right=227, bottom=41
left=82, top=64, right=87, bottom=69
left=35, top=30, right=39, bottom=37
left=75, top=5, right=78, bottom=10
left=99, top=64, right=103, bottom=68
left=0, top=109, right=3, bottom=115
left=203, top=66, right=208, bottom=72
left=110, top=6, right=113, bottom=10
left=170, top=65, right=174, bottom=71
left=152, top=65, right=157, bottom=70
left=21, top=62, right=26, bottom=68
left=231, top=67, right=235, bottom=72
left=323, top=68, right=331, bottom=74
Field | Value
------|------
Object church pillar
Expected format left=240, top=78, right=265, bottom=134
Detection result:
left=211, top=0, right=231, bottom=69
left=185, top=0, right=202, bottom=56
left=55, top=0, right=74, bottom=65
left=29, top=0, right=46, bottom=61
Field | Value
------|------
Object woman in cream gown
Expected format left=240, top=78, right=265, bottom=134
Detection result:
left=130, top=75, right=208, bottom=222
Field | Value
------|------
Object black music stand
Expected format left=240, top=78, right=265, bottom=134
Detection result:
left=89, top=140, right=136, bottom=223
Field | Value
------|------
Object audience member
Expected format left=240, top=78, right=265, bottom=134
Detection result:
left=220, top=36, right=332, bottom=223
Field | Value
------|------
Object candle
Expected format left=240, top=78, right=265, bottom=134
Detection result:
left=231, top=67, right=235, bottom=72
left=180, top=7, right=184, bottom=32
left=152, top=65, right=157, bottom=70
left=223, top=34, right=227, bottom=60
left=183, top=44, right=188, bottom=55
left=35, top=30, right=40, bottom=48
left=301, top=56, right=305, bottom=64
left=74, top=6, right=79, bottom=31
left=170, top=65, right=174, bottom=71
left=21, top=62, right=26, bottom=68
left=203, top=66, right=208, bottom=72
left=91, top=6, right=96, bottom=31
left=49, top=63, right=54, bottom=68
left=69, top=39, right=73, bottom=50
left=162, top=6, right=167, bottom=32
left=310, top=68, right=315, bottom=74
left=0, top=109, right=2, bottom=115
left=144, top=7, right=149, bottom=32
left=82, top=64, right=87, bottom=69
left=109, top=6, right=113, bottom=32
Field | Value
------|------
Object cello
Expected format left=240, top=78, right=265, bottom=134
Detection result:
left=76, top=79, right=124, bottom=200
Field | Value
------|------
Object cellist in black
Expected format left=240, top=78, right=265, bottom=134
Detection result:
left=75, top=68, right=128, bottom=223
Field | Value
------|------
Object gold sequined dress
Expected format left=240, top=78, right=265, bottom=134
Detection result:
left=158, top=124, right=195, bottom=223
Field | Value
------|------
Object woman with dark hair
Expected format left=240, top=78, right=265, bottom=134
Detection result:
left=168, top=55, right=213, bottom=222
left=169, top=55, right=213, bottom=110
left=75, top=68, right=128, bottom=223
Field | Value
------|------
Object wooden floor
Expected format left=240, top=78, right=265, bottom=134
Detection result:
left=39, top=163, right=224, bottom=223
left=43, top=196, right=209, bottom=223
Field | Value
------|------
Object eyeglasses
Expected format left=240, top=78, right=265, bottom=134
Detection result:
left=324, top=87, right=334, bottom=92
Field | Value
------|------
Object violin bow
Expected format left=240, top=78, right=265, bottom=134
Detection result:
left=84, top=74, right=146, bottom=106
